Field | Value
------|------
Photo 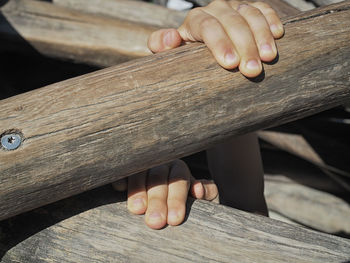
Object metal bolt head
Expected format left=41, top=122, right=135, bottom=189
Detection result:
left=1, top=133, right=22, bottom=150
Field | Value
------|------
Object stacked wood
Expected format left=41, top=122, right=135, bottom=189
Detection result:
left=190, top=0, right=301, bottom=14
left=51, top=0, right=187, bottom=28
left=264, top=175, right=350, bottom=235
left=0, top=0, right=298, bottom=68
left=0, top=1, right=349, bottom=221
left=0, top=0, right=155, bottom=67
left=282, top=0, right=316, bottom=10
left=1, top=188, right=350, bottom=262
left=258, top=130, right=350, bottom=191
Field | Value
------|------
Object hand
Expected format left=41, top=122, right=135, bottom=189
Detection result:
left=113, top=159, right=218, bottom=229
left=147, top=0, right=284, bottom=78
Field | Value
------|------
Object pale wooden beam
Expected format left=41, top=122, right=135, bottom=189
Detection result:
left=1, top=189, right=350, bottom=262
left=51, top=0, right=187, bottom=28
left=0, top=0, right=298, bottom=69
left=0, top=1, right=349, bottom=221
left=0, top=0, right=155, bottom=67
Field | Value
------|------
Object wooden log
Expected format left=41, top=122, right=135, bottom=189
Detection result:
left=0, top=1, right=350, bottom=221
left=258, top=130, right=350, bottom=191
left=264, top=175, right=350, bottom=234
left=189, top=0, right=301, bottom=15
left=1, top=188, right=350, bottom=262
left=51, top=0, right=187, bottom=28
left=312, top=0, right=346, bottom=7
left=262, top=148, right=348, bottom=194
left=0, top=0, right=298, bottom=68
left=0, top=0, right=154, bottom=67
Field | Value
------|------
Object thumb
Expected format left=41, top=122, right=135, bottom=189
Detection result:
left=148, top=29, right=182, bottom=53
left=190, top=178, right=219, bottom=203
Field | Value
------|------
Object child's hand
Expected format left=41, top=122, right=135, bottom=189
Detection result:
left=113, top=160, right=218, bottom=230
left=148, top=0, right=284, bottom=78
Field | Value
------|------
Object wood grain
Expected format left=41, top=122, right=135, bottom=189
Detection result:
left=264, top=176, right=350, bottom=234
left=190, top=0, right=301, bottom=15
left=0, top=0, right=297, bottom=68
left=258, top=130, right=350, bottom=191
left=52, top=0, right=188, bottom=28
left=0, top=2, right=350, bottom=221
left=312, top=0, right=346, bottom=7
left=0, top=0, right=154, bottom=67
left=1, top=188, right=350, bottom=262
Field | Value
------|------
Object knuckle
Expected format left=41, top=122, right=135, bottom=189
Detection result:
left=172, top=159, right=185, bottom=167
left=148, top=164, right=168, bottom=178
left=199, top=16, right=219, bottom=32
left=254, top=2, right=271, bottom=9
left=187, top=7, right=204, bottom=19
left=207, top=0, right=226, bottom=8
left=240, top=5, right=263, bottom=16
left=255, top=2, right=277, bottom=14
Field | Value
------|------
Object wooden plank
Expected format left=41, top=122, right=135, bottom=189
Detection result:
left=0, top=1, right=350, bottom=221
left=0, top=0, right=155, bottom=67
left=264, top=176, right=350, bottom=234
left=1, top=188, right=350, bottom=262
left=51, top=0, right=187, bottom=28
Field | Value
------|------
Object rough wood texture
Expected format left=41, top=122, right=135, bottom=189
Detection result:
left=190, top=0, right=301, bottom=16
left=312, top=0, right=346, bottom=7
left=0, top=0, right=298, bottom=68
left=282, top=0, right=316, bottom=10
left=1, top=188, right=350, bottom=262
left=1, top=2, right=350, bottom=221
left=0, top=0, right=154, bottom=67
left=264, top=175, right=350, bottom=235
left=258, top=130, right=350, bottom=191
left=52, top=0, right=187, bottom=28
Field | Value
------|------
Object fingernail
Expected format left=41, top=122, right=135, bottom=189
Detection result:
left=168, top=210, right=178, bottom=220
left=225, top=52, right=237, bottom=65
left=270, top=24, right=282, bottom=33
left=246, top=60, right=260, bottom=70
left=237, top=3, right=249, bottom=10
left=132, top=198, right=144, bottom=209
left=148, top=212, right=162, bottom=222
left=261, top=44, right=272, bottom=53
left=163, top=31, right=173, bottom=47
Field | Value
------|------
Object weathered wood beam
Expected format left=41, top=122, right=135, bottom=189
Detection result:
left=1, top=188, right=350, bottom=262
left=1, top=1, right=350, bottom=221
left=258, top=130, right=350, bottom=191
left=0, top=0, right=297, bottom=68
left=51, top=0, right=188, bottom=28
left=189, top=0, right=301, bottom=15
left=264, top=176, right=350, bottom=234
left=0, top=0, right=155, bottom=67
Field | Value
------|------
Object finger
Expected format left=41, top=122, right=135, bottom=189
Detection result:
left=147, top=29, right=182, bottom=53
left=178, top=8, right=240, bottom=69
left=202, top=179, right=219, bottom=201
left=112, top=178, right=127, bottom=192
left=250, top=2, right=284, bottom=39
left=203, top=0, right=262, bottom=77
left=127, top=171, right=147, bottom=215
left=190, top=177, right=204, bottom=199
left=235, top=3, right=277, bottom=62
left=145, top=164, right=169, bottom=229
left=167, top=160, right=191, bottom=226
left=190, top=179, right=219, bottom=201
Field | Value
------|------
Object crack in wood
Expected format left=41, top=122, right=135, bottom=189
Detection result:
left=283, top=5, right=350, bottom=25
